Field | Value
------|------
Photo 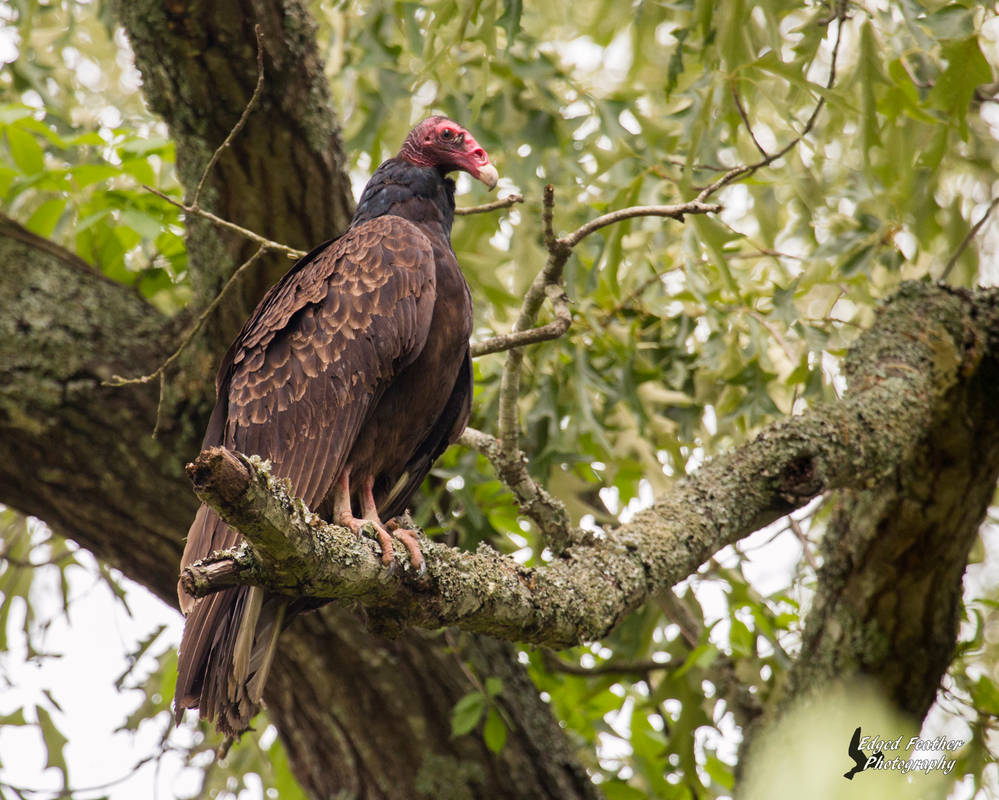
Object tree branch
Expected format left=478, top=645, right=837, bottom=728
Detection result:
left=181, top=283, right=999, bottom=648
left=470, top=283, right=571, bottom=357
left=191, top=25, right=266, bottom=210
left=455, top=193, right=524, bottom=216
left=457, top=426, right=579, bottom=551
left=143, top=185, right=307, bottom=261
left=695, top=9, right=846, bottom=203
left=940, top=195, right=999, bottom=281
left=488, top=186, right=720, bottom=551
left=560, top=200, right=721, bottom=249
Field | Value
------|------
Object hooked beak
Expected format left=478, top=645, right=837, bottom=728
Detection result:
left=476, top=162, right=499, bottom=191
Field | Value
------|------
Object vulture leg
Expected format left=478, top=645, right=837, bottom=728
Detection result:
left=333, top=468, right=426, bottom=574
left=360, top=479, right=426, bottom=575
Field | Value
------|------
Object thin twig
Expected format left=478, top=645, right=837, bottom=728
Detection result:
left=744, top=307, right=797, bottom=363
left=144, top=185, right=306, bottom=260
left=660, top=157, right=729, bottom=173
left=0, top=755, right=157, bottom=798
left=731, top=82, right=770, bottom=158
left=789, top=516, right=819, bottom=570
left=561, top=201, right=720, bottom=249
left=105, top=247, right=269, bottom=435
left=192, top=25, right=266, bottom=210
left=940, top=196, right=999, bottom=282
left=695, top=10, right=846, bottom=203
left=454, top=193, right=524, bottom=216
left=598, top=268, right=667, bottom=327
left=458, top=426, right=578, bottom=550
left=140, top=28, right=304, bottom=261
left=542, top=183, right=558, bottom=252
left=471, top=285, right=570, bottom=357
left=497, top=187, right=568, bottom=459
left=107, top=246, right=267, bottom=388
left=0, top=549, right=75, bottom=569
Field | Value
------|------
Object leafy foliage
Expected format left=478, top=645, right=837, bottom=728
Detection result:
left=2, top=0, right=999, bottom=797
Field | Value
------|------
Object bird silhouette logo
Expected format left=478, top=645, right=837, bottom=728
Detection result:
left=844, top=726, right=883, bottom=779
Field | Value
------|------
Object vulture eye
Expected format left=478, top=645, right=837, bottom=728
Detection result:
left=441, top=128, right=455, bottom=140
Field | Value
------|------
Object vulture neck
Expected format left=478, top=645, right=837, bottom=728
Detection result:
left=352, top=158, right=456, bottom=237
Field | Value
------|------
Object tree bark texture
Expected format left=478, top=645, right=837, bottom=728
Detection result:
left=780, top=289, right=999, bottom=719
left=111, top=0, right=355, bottom=342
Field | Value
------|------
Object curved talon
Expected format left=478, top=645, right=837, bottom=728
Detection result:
left=335, top=471, right=426, bottom=574
left=391, top=528, right=425, bottom=574
left=375, top=527, right=396, bottom=567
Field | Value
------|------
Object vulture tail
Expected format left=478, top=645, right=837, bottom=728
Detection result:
left=174, top=507, right=287, bottom=736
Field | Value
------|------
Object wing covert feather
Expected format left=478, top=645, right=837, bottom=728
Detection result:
left=183, top=216, right=437, bottom=568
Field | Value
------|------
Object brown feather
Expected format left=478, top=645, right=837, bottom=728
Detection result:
left=175, top=217, right=444, bottom=734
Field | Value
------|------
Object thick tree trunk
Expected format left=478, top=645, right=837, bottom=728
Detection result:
left=0, top=216, right=192, bottom=601
left=737, top=286, right=999, bottom=792
left=269, top=617, right=599, bottom=799
left=785, top=340, right=999, bottom=719
left=111, top=0, right=355, bottom=341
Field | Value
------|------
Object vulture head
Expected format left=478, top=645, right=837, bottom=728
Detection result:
left=399, top=116, right=499, bottom=190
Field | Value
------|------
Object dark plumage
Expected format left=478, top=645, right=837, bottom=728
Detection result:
left=174, top=117, right=498, bottom=735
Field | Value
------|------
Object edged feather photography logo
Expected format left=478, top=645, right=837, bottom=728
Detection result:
left=843, top=726, right=964, bottom=780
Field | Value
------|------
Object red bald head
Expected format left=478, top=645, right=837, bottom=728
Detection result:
left=398, top=116, right=499, bottom=190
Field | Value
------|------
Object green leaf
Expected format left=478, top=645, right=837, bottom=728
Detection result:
left=483, top=707, right=507, bottom=753
left=6, top=126, right=44, bottom=174
left=970, top=676, right=999, bottom=716
left=498, top=0, right=522, bottom=43
left=601, top=782, right=650, bottom=800
left=450, top=691, right=486, bottom=737
left=25, top=198, right=66, bottom=237
left=924, top=5, right=977, bottom=40
left=484, top=676, right=503, bottom=697
left=857, top=21, right=887, bottom=155
left=69, top=163, right=121, bottom=187
left=0, top=165, right=17, bottom=198
left=729, top=617, right=755, bottom=658
left=119, top=157, right=156, bottom=186
left=704, top=754, right=734, bottom=790
left=928, top=36, right=992, bottom=139
left=719, top=0, right=749, bottom=69
left=0, top=709, right=26, bottom=726
left=119, top=207, right=165, bottom=240
left=35, top=705, right=69, bottom=788
left=0, top=105, right=34, bottom=125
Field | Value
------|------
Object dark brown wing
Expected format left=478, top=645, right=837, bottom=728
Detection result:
left=180, top=215, right=437, bottom=575
left=175, top=217, right=437, bottom=730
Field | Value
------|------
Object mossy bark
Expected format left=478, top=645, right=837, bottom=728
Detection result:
left=737, top=286, right=999, bottom=791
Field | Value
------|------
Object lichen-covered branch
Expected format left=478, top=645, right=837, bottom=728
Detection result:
left=184, top=283, right=999, bottom=648
left=736, top=282, right=999, bottom=790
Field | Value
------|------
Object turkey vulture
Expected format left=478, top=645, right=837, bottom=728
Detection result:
left=174, top=116, right=498, bottom=735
